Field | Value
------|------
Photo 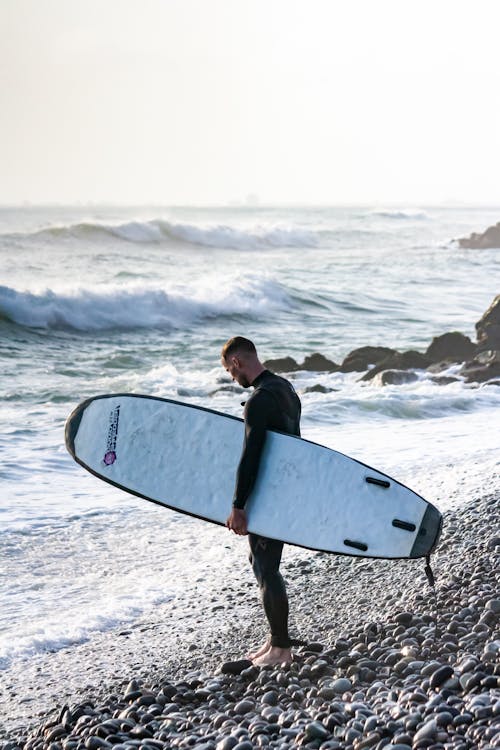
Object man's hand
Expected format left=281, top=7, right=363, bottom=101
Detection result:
left=226, top=507, right=248, bottom=535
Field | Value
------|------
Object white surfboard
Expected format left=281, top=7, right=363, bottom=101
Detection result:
left=65, top=394, right=442, bottom=559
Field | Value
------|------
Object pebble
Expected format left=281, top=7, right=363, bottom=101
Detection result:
left=2, top=494, right=499, bottom=750
left=429, top=665, right=454, bottom=689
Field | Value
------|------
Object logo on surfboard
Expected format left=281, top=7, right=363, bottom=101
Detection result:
left=103, top=405, right=120, bottom=466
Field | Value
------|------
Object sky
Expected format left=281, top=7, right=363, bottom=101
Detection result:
left=1, top=0, right=500, bottom=206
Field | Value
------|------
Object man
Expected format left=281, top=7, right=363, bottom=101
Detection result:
left=221, top=336, right=301, bottom=666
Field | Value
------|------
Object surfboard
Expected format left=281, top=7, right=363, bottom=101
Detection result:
left=65, top=394, right=442, bottom=559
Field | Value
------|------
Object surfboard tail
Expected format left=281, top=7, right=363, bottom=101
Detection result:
left=409, top=504, right=443, bottom=558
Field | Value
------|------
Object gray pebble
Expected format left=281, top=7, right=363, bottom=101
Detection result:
left=304, top=721, right=329, bottom=740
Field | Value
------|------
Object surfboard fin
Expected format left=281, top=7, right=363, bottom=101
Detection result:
left=366, top=476, right=390, bottom=488
left=344, top=539, right=368, bottom=552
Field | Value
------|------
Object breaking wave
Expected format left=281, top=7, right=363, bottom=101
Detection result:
left=2, top=219, right=319, bottom=250
left=0, top=277, right=293, bottom=332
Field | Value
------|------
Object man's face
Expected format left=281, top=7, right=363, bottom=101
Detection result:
left=222, top=354, right=251, bottom=388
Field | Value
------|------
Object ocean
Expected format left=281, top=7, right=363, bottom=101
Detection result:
left=1, top=204, right=499, bottom=675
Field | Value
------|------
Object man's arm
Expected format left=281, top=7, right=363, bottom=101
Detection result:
left=232, top=390, right=274, bottom=509
left=226, top=390, right=275, bottom=535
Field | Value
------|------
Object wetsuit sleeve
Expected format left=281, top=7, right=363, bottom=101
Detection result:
left=233, top=390, right=275, bottom=509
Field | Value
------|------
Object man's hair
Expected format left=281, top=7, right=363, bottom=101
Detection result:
left=221, top=336, right=257, bottom=361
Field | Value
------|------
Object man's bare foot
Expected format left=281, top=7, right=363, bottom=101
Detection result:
left=252, top=646, right=292, bottom=667
left=246, top=639, right=270, bottom=660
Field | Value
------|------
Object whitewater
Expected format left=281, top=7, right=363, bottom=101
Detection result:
left=1, top=203, right=499, bottom=676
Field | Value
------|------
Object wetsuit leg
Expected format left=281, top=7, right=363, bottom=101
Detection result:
left=248, top=533, right=290, bottom=648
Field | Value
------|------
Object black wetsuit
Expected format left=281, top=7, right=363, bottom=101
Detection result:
left=233, top=369, right=301, bottom=648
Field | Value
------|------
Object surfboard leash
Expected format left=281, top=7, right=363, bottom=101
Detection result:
left=424, top=553, right=441, bottom=653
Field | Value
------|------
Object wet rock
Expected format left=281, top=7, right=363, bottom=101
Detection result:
left=303, top=384, right=336, bottom=394
left=339, top=346, right=397, bottom=373
left=425, top=332, right=476, bottom=363
left=263, top=356, right=299, bottom=372
left=430, top=375, right=460, bottom=385
left=372, top=370, right=419, bottom=386
left=361, top=351, right=430, bottom=381
left=300, top=353, right=339, bottom=372
left=460, top=356, right=500, bottom=383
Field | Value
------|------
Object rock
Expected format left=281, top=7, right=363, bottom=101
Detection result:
left=373, top=369, right=419, bottom=386
left=260, top=690, right=279, bottom=706
left=429, top=665, right=454, bottom=688
left=233, top=699, right=255, bottom=715
left=395, top=612, right=414, bottom=626
left=300, top=353, right=339, bottom=372
left=330, top=678, right=352, bottom=693
left=361, top=351, right=430, bottom=381
left=458, top=221, right=500, bottom=249
left=425, top=332, right=476, bottom=363
left=476, top=294, right=500, bottom=349
left=413, top=718, right=437, bottom=743
left=487, top=537, right=500, bottom=550
left=339, top=346, right=397, bottom=372
left=460, top=357, right=500, bottom=383
left=263, top=356, right=299, bottom=372
left=303, top=384, right=336, bottom=394
left=304, top=720, right=329, bottom=740
left=220, top=659, right=252, bottom=675
left=430, top=375, right=460, bottom=385
left=84, top=739, right=111, bottom=750
left=216, top=739, right=239, bottom=750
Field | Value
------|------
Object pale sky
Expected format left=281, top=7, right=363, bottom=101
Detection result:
left=1, top=0, right=500, bottom=205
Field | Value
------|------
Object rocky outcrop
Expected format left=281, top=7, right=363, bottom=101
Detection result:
left=425, top=331, right=476, bottom=363
left=263, top=295, right=500, bottom=385
left=263, top=356, right=300, bottom=372
left=301, top=353, right=339, bottom=372
left=460, top=350, right=500, bottom=383
left=303, top=384, right=337, bottom=394
left=458, top=221, right=500, bottom=249
left=338, top=346, right=396, bottom=373
left=475, top=294, right=500, bottom=351
left=264, top=353, right=339, bottom=373
left=361, top=350, right=430, bottom=381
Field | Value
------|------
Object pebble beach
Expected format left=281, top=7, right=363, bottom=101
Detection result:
left=2, top=483, right=498, bottom=750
